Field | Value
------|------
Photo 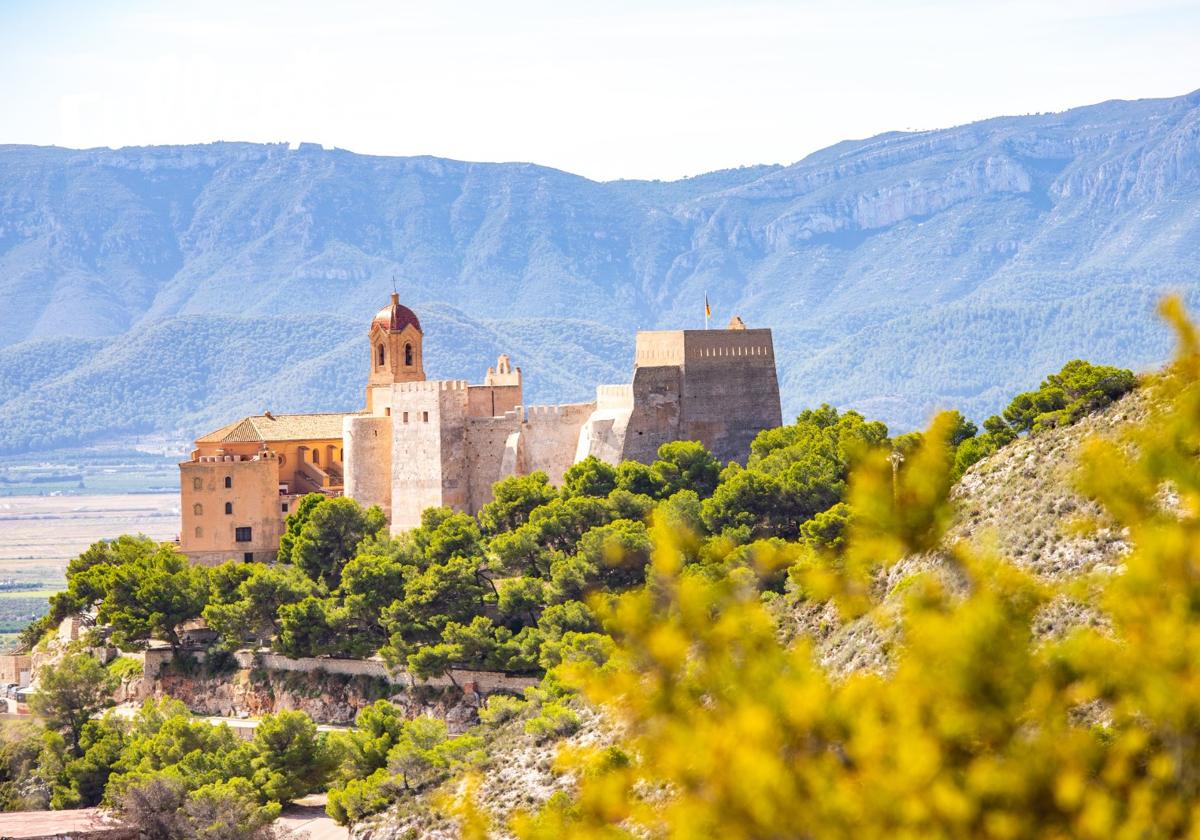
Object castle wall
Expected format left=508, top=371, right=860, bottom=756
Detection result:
left=466, top=384, right=523, bottom=419
left=390, top=380, right=469, bottom=531
left=522, top=402, right=596, bottom=485
left=678, top=329, right=782, bottom=464
left=464, top=411, right=524, bottom=512
left=575, top=384, right=634, bottom=465
left=619, top=365, right=683, bottom=464
left=344, top=415, right=393, bottom=518
left=634, top=331, right=686, bottom=367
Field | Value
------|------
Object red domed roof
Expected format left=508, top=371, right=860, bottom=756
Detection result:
left=373, top=294, right=422, bottom=333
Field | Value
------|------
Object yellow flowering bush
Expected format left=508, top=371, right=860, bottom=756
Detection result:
left=504, top=299, right=1200, bottom=840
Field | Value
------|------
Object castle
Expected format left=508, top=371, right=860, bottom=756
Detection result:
left=178, top=294, right=782, bottom=565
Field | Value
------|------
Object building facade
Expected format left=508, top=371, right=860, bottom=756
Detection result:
left=178, top=414, right=346, bottom=565
left=179, top=293, right=782, bottom=561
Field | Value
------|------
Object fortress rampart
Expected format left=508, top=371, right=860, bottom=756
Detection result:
left=186, top=293, right=783, bottom=546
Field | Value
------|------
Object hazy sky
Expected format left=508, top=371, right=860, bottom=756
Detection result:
left=1, top=0, right=1198, bottom=181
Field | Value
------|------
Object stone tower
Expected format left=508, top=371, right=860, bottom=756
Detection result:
left=366, top=292, right=425, bottom=413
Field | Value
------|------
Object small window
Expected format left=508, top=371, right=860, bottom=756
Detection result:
left=405, top=343, right=414, bottom=366
left=282, top=502, right=289, bottom=513
left=235, top=527, right=252, bottom=542
left=403, top=411, right=409, bottom=423
left=422, top=411, right=429, bottom=423
left=224, top=476, right=232, bottom=489
left=194, top=526, right=203, bottom=538
left=192, top=477, right=202, bottom=490
left=243, top=552, right=254, bottom=563
left=385, top=407, right=391, bottom=417
left=377, top=344, right=385, bottom=366
left=192, top=503, right=203, bottom=516
left=224, top=502, right=233, bottom=515
left=312, top=449, right=320, bottom=465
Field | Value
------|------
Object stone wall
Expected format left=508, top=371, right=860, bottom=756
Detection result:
left=522, top=403, right=596, bottom=485
left=390, top=380, right=468, bottom=531
left=677, top=328, right=782, bottom=464
left=619, top=364, right=683, bottom=464
left=634, top=330, right=687, bottom=367
left=232, top=651, right=538, bottom=692
left=466, top=383, right=522, bottom=418
left=139, top=648, right=538, bottom=694
left=344, top=414, right=393, bottom=517
left=464, top=411, right=523, bottom=512
left=575, top=385, right=634, bottom=465
left=131, top=648, right=538, bottom=727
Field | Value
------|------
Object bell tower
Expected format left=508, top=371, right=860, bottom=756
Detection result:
left=366, top=292, right=425, bottom=413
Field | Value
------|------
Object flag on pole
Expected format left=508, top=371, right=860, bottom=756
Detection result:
left=704, top=293, right=711, bottom=328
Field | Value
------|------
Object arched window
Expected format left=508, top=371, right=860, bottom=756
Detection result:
left=192, top=477, right=202, bottom=490
left=377, top=344, right=385, bottom=366
left=405, top=343, right=414, bottom=366
left=224, top=502, right=233, bottom=515
left=312, top=449, right=320, bottom=465
left=194, top=526, right=203, bottom=538
left=224, top=476, right=232, bottom=489
left=193, top=503, right=203, bottom=516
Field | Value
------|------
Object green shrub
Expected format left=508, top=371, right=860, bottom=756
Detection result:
left=105, top=656, right=143, bottom=683
left=523, top=702, right=580, bottom=742
left=326, top=767, right=394, bottom=825
left=478, top=694, right=527, bottom=727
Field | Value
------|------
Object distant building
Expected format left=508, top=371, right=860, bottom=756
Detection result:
left=178, top=413, right=346, bottom=566
left=179, top=293, right=781, bottom=562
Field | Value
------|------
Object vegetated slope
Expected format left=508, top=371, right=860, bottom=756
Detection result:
left=806, top=388, right=1146, bottom=677
left=352, top=391, right=1149, bottom=840
left=3, top=88, right=1200, bottom=452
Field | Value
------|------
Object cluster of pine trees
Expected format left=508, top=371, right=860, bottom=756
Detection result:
left=7, top=356, right=1143, bottom=833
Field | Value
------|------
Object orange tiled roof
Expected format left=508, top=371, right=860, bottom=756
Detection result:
left=195, top=413, right=351, bottom=444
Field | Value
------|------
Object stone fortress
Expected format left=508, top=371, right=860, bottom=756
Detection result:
left=178, top=293, right=781, bottom=564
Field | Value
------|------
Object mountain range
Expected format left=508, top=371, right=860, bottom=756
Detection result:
left=2, top=89, right=1200, bottom=454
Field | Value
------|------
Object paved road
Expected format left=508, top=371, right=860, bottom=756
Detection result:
left=0, top=807, right=124, bottom=838
left=0, top=799, right=347, bottom=840
left=279, top=795, right=348, bottom=840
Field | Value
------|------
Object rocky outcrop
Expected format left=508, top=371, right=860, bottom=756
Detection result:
left=130, top=665, right=483, bottom=729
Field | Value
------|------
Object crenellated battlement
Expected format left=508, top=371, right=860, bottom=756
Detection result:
left=465, top=408, right=525, bottom=429
left=521, top=402, right=595, bottom=420
left=595, top=383, right=634, bottom=409
left=329, top=295, right=779, bottom=535
left=393, top=379, right=470, bottom=393
left=194, top=452, right=279, bottom=463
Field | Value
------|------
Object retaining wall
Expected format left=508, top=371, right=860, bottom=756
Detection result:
left=139, top=648, right=539, bottom=693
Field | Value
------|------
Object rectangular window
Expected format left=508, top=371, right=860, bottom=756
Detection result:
left=235, top=526, right=252, bottom=542
left=385, top=407, right=391, bottom=416
left=403, top=411, right=409, bottom=423
left=243, top=552, right=254, bottom=563
left=282, top=503, right=289, bottom=513
left=422, top=411, right=429, bottom=422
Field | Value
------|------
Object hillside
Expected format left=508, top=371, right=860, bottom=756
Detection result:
left=3, top=90, right=1200, bottom=452
left=351, top=389, right=1147, bottom=839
